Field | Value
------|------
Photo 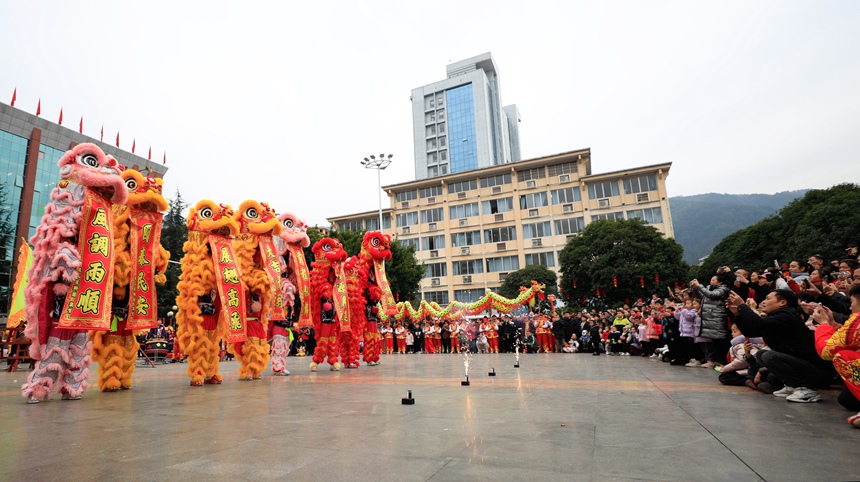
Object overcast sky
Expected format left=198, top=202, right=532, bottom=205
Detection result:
left=3, top=1, right=858, bottom=226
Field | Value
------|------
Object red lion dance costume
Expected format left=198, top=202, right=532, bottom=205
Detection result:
left=22, top=144, right=128, bottom=403
left=348, top=231, right=398, bottom=366
left=816, top=312, right=860, bottom=428
left=176, top=201, right=244, bottom=386
left=309, top=238, right=349, bottom=371
left=229, top=200, right=282, bottom=380
left=270, top=211, right=312, bottom=376
left=91, top=169, right=169, bottom=391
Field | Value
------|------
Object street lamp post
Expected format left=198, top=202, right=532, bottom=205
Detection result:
left=361, top=154, right=393, bottom=233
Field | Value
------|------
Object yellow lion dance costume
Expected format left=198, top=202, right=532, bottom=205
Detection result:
left=91, top=169, right=169, bottom=391
left=229, top=200, right=282, bottom=380
left=176, top=201, right=244, bottom=386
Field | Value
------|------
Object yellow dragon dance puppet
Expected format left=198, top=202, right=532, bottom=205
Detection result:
left=176, top=201, right=243, bottom=386
left=22, top=143, right=128, bottom=403
left=229, top=200, right=282, bottom=380
left=91, top=169, right=169, bottom=391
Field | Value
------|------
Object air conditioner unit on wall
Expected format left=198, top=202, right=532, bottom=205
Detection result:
left=562, top=203, right=574, bottom=213
left=491, top=186, right=502, bottom=194
left=431, top=278, right=441, bottom=286
left=402, top=226, right=411, bottom=234
left=494, top=213, right=504, bottom=222
left=457, top=192, right=466, bottom=199
left=597, top=198, right=611, bottom=209
left=460, top=246, right=470, bottom=255
left=401, top=201, right=410, bottom=209
left=559, top=174, right=571, bottom=183
left=459, top=218, right=469, bottom=227
left=427, top=197, right=436, bottom=204
left=430, top=250, right=439, bottom=258
left=463, top=275, right=472, bottom=284
left=428, top=222, right=438, bottom=231
left=498, top=272, right=508, bottom=281
left=528, top=209, right=539, bottom=217
left=525, top=180, right=536, bottom=189
left=496, top=242, right=506, bottom=251
left=636, top=192, right=650, bottom=203
left=532, top=238, right=542, bottom=247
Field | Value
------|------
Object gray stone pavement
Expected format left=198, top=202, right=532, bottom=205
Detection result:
left=1, top=352, right=859, bottom=481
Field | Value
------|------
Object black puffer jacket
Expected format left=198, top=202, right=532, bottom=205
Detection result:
left=696, top=284, right=730, bottom=340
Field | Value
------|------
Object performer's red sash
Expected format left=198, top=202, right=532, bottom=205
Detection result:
left=288, top=244, right=313, bottom=328
left=209, top=234, right=248, bottom=343
left=126, top=209, right=163, bottom=330
left=333, top=261, right=350, bottom=333
left=59, top=190, right=115, bottom=330
left=373, top=258, right=398, bottom=315
left=258, top=236, right=286, bottom=320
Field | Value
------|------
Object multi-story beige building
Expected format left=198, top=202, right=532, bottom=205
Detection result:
left=327, top=148, right=673, bottom=305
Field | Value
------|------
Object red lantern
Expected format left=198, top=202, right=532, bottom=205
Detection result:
left=581, top=295, right=587, bottom=303
left=640, top=276, right=645, bottom=288
left=654, top=273, right=660, bottom=283
left=596, top=288, right=601, bottom=297
left=572, top=279, right=577, bottom=289
left=673, top=281, right=679, bottom=289
left=612, top=275, right=618, bottom=287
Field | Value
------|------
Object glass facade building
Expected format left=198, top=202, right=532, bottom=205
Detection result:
left=446, top=84, right=478, bottom=174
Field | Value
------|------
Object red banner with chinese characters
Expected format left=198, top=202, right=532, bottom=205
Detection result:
left=258, top=236, right=286, bottom=320
left=333, top=261, right=350, bottom=333
left=59, top=190, right=115, bottom=330
left=126, top=209, right=163, bottom=330
left=287, top=244, right=313, bottom=328
left=209, top=234, right=248, bottom=343
left=373, top=258, right=398, bottom=315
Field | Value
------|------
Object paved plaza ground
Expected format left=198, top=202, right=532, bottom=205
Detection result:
left=1, top=352, right=859, bottom=481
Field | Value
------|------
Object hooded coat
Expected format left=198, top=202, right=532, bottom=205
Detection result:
left=695, top=284, right=730, bottom=340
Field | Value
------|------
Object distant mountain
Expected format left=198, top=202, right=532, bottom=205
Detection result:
left=669, top=190, right=808, bottom=264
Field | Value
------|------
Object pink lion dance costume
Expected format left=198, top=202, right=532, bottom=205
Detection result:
left=309, top=238, right=349, bottom=371
left=22, top=143, right=128, bottom=403
left=270, top=211, right=312, bottom=376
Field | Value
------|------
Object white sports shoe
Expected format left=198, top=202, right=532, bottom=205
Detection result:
left=773, top=386, right=797, bottom=398
left=685, top=360, right=701, bottom=367
left=786, top=388, right=821, bottom=403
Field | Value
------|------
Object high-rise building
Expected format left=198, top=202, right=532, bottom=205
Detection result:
left=411, top=53, right=521, bottom=180
left=0, top=102, right=167, bottom=314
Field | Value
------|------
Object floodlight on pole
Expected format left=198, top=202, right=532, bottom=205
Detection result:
left=361, top=154, right=393, bottom=234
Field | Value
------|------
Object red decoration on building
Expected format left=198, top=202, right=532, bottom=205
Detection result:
left=58, top=108, right=63, bottom=125
left=79, top=117, right=83, bottom=134
left=132, top=138, right=136, bottom=154
left=148, top=146, right=152, bottom=160
left=100, top=125, right=104, bottom=142
left=116, top=132, right=120, bottom=148
left=163, top=151, right=166, bottom=165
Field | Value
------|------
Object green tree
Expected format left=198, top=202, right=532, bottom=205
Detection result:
left=697, top=184, right=860, bottom=279
left=559, top=219, right=688, bottom=307
left=158, top=190, right=188, bottom=319
left=497, top=264, right=558, bottom=299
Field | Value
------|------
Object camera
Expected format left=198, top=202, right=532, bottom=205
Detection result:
left=846, top=247, right=858, bottom=256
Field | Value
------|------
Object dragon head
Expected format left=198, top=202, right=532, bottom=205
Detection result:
left=234, top=200, right=282, bottom=236
left=277, top=211, right=310, bottom=248
left=311, top=237, right=347, bottom=264
left=359, top=231, right=392, bottom=262
left=122, top=169, right=168, bottom=213
left=57, top=143, right=127, bottom=204
left=186, top=200, right=239, bottom=236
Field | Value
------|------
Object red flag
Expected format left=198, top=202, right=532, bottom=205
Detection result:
left=148, top=146, right=151, bottom=160
left=79, top=117, right=83, bottom=134
left=100, top=125, right=104, bottom=142
left=10, top=88, right=16, bottom=107
left=163, top=151, right=166, bottom=165
left=116, top=132, right=120, bottom=148
left=132, top=138, right=136, bottom=154
left=58, top=108, right=63, bottom=125
left=36, top=99, right=41, bottom=116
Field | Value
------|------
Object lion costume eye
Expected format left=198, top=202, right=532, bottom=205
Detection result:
left=323, top=243, right=332, bottom=252
left=200, top=207, right=214, bottom=218
left=81, top=154, right=99, bottom=167
left=125, top=178, right=138, bottom=190
left=371, top=237, right=381, bottom=247
left=283, top=218, right=294, bottom=229
left=245, top=207, right=258, bottom=219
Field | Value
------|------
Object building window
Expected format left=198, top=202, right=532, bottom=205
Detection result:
left=440, top=164, right=448, bottom=175
left=425, top=112, right=436, bottom=124
left=452, top=259, right=484, bottom=275
left=438, top=122, right=445, bottom=133
left=551, top=187, right=582, bottom=204
left=398, top=237, right=419, bottom=250
left=428, top=166, right=438, bottom=178
left=421, top=235, right=445, bottom=250
left=439, top=136, right=446, bottom=147
left=446, top=83, right=478, bottom=174
left=591, top=212, right=624, bottom=222
left=338, top=220, right=364, bottom=232
left=588, top=181, right=620, bottom=199
left=522, top=221, right=551, bottom=239
left=435, top=93, right=445, bottom=106
left=547, top=162, right=576, bottom=177
left=424, top=94, right=435, bottom=110
left=420, top=186, right=443, bottom=198
left=519, top=192, right=548, bottom=209
left=395, top=190, right=417, bottom=203
left=428, top=152, right=438, bottom=164
left=517, top=167, right=546, bottom=181
left=448, top=179, right=477, bottom=194
left=420, top=207, right=443, bottom=224
left=363, top=217, right=391, bottom=231
left=454, top=289, right=486, bottom=303
left=481, top=197, right=514, bottom=215
left=440, top=150, right=447, bottom=161
left=424, top=290, right=449, bottom=304
left=626, top=207, right=663, bottom=224
left=451, top=230, right=482, bottom=247
left=554, top=217, right=585, bottom=235
left=623, top=175, right=658, bottom=195
left=424, top=262, right=447, bottom=278
left=483, top=226, right=517, bottom=243
left=486, top=255, right=519, bottom=272
left=525, top=252, right=556, bottom=267
left=426, top=139, right=437, bottom=151
left=437, top=109, right=445, bottom=120
left=480, top=173, right=512, bottom=188
left=396, top=212, right=418, bottom=227
left=426, top=125, right=436, bottom=137
left=449, top=202, right=480, bottom=219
